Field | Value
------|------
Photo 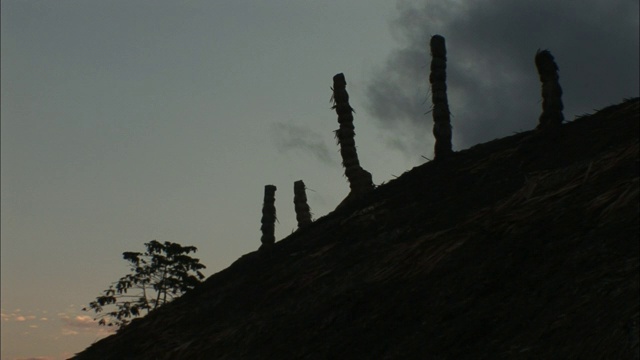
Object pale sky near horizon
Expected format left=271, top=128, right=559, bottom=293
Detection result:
left=2, top=1, right=638, bottom=359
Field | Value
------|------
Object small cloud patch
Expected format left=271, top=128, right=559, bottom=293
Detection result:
left=271, top=122, right=333, bottom=165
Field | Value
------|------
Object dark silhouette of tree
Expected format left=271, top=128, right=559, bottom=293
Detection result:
left=83, top=240, right=206, bottom=328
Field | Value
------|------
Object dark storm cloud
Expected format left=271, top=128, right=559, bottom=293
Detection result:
left=271, top=123, right=333, bottom=165
left=366, top=0, right=639, bottom=154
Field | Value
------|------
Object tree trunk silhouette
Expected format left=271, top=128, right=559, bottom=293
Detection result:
left=535, top=49, right=564, bottom=132
left=429, top=35, right=453, bottom=159
left=331, top=73, right=374, bottom=199
left=260, top=185, right=277, bottom=249
left=293, top=180, right=312, bottom=228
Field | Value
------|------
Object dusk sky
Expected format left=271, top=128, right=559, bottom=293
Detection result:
left=2, top=1, right=638, bottom=359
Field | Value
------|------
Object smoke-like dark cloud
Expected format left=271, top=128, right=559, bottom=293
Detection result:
left=366, top=0, right=639, bottom=155
left=271, top=122, right=333, bottom=165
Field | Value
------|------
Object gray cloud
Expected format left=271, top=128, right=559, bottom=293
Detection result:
left=271, top=122, right=333, bottom=165
left=366, top=0, right=639, bottom=154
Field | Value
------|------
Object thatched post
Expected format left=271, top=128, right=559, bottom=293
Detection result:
left=429, top=35, right=453, bottom=159
left=331, top=73, right=374, bottom=196
left=293, top=180, right=312, bottom=228
left=535, top=49, right=564, bottom=131
left=260, top=185, right=277, bottom=249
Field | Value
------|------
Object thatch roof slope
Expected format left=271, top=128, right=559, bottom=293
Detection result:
left=74, top=98, right=639, bottom=359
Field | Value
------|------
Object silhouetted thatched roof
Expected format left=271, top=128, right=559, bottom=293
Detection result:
left=74, top=98, right=639, bottom=360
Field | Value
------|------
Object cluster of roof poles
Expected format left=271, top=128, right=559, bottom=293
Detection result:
left=258, top=35, right=564, bottom=250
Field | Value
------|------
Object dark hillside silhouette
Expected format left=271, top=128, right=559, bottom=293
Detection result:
left=74, top=97, right=639, bottom=359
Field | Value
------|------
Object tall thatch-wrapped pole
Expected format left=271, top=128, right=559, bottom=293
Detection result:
left=535, top=49, right=564, bottom=131
left=429, top=35, right=453, bottom=159
left=293, top=180, right=312, bottom=228
left=260, top=185, right=277, bottom=249
left=331, top=73, right=374, bottom=197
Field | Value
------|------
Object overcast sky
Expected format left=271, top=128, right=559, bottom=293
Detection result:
left=367, top=0, right=639, bottom=152
left=2, top=1, right=638, bottom=359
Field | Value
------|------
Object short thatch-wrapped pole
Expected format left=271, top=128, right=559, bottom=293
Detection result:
left=535, top=49, right=564, bottom=131
left=331, top=73, right=374, bottom=196
left=429, top=35, right=453, bottom=159
left=293, top=180, right=312, bottom=228
left=260, top=185, right=277, bottom=249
